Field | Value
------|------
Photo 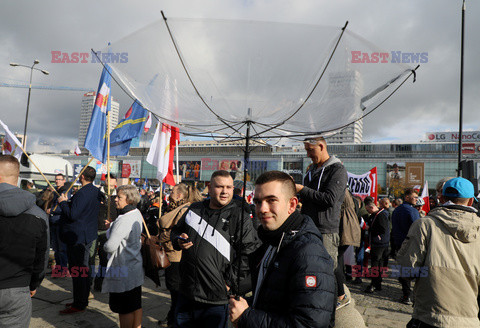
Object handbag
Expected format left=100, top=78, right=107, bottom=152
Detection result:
left=141, top=217, right=170, bottom=287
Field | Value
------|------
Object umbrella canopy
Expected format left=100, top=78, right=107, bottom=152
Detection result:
left=101, top=17, right=417, bottom=141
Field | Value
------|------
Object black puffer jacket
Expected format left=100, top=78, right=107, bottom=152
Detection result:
left=239, top=215, right=335, bottom=328
left=299, top=156, right=347, bottom=234
left=171, top=199, right=259, bottom=305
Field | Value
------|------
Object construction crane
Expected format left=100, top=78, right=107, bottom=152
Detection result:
left=0, top=82, right=91, bottom=92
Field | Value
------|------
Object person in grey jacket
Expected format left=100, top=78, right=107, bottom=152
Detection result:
left=103, top=185, right=144, bottom=328
left=0, top=155, right=49, bottom=328
left=295, top=136, right=347, bottom=268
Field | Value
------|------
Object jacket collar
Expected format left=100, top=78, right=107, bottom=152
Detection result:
left=442, top=202, right=478, bottom=213
left=277, top=214, right=322, bottom=250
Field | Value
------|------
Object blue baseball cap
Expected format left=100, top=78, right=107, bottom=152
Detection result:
left=442, top=177, right=478, bottom=201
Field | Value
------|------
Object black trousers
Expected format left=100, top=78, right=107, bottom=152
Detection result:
left=93, top=232, right=109, bottom=288
left=66, top=241, right=94, bottom=310
left=393, top=243, right=412, bottom=298
left=335, top=245, right=349, bottom=296
left=399, top=277, right=412, bottom=298
left=369, top=246, right=389, bottom=288
left=165, top=262, right=181, bottom=325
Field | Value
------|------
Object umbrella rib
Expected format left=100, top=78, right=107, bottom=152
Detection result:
left=249, top=21, right=349, bottom=139
left=251, top=65, right=419, bottom=139
left=161, top=11, right=241, bottom=136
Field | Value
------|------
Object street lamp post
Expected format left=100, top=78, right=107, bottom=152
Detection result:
left=10, top=60, right=49, bottom=150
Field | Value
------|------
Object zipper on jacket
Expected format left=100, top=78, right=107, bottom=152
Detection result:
left=304, top=166, right=326, bottom=191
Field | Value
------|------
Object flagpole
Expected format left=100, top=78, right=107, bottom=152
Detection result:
left=66, top=158, right=95, bottom=193
left=159, top=182, right=163, bottom=220
left=20, top=150, right=60, bottom=196
left=52, top=157, right=95, bottom=211
left=107, top=109, right=111, bottom=222
left=0, top=120, right=61, bottom=193
left=175, top=139, right=179, bottom=184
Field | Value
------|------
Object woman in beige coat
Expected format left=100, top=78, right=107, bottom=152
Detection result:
left=157, top=184, right=203, bottom=327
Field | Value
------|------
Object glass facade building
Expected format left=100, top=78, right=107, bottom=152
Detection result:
left=64, top=141, right=477, bottom=192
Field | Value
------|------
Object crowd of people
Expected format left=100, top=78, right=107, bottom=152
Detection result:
left=0, top=135, right=479, bottom=328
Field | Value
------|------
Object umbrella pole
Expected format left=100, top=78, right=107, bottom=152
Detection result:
left=159, top=182, right=163, bottom=221
left=236, top=111, right=252, bottom=297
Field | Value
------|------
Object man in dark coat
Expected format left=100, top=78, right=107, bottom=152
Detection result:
left=58, top=166, right=102, bottom=314
left=391, top=188, right=420, bottom=305
left=229, top=171, right=335, bottom=328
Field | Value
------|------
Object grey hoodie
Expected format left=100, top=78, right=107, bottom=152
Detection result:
left=0, top=183, right=50, bottom=278
left=300, top=155, right=348, bottom=234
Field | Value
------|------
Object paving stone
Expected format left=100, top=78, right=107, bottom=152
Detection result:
left=348, top=259, right=414, bottom=328
left=30, top=258, right=416, bottom=328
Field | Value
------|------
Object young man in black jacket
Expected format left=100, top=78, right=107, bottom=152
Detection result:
left=0, top=155, right=48, bottom=327
left=171, top=170, right=258, bottom=328
left=229, top=171, right=335, bottom=328
left=363, top=196, right=390, bottom=293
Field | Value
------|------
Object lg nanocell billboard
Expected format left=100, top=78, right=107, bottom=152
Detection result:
left=426, top=131, right=480, bottom=142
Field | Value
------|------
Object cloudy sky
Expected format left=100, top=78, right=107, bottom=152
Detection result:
left=1, top=0, right=478, bottom=152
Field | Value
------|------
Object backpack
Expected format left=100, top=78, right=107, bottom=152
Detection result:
left=339, top=189, right=361, bottom=247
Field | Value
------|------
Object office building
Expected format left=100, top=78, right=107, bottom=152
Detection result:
left=78, top=91, right=119, bottom=151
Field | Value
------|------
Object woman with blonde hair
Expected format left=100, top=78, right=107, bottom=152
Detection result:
left=157, top=183, right=203, bottom=327
left=103, top=185, right=144, bottom=328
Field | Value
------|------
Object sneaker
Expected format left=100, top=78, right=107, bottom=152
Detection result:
left=336, top=296, right=351, bottom=310
left=400, top=296, right=413, bottom=305
left=158, top=319, right=174, bottom=327
left=364, top=285, right=375, bottom=293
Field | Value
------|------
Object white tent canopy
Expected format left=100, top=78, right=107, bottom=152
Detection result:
left=102, top=17, right=416, bottom=140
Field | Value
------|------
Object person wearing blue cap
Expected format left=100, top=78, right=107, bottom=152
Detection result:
left=397, top=177, right=480, bottom=328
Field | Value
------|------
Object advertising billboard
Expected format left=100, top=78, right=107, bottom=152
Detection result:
left=386, top=162, right=405, bottom=197
left=405, top=162, right=424, bottom=188
left=426, top=131, right=480, bottom=142
left=179, top=161, right=201, bottom=181
left=122, top=160, right=141, bottom=178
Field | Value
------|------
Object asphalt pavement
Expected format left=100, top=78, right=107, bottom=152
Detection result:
left=30, top=259, right=412, bottom=327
